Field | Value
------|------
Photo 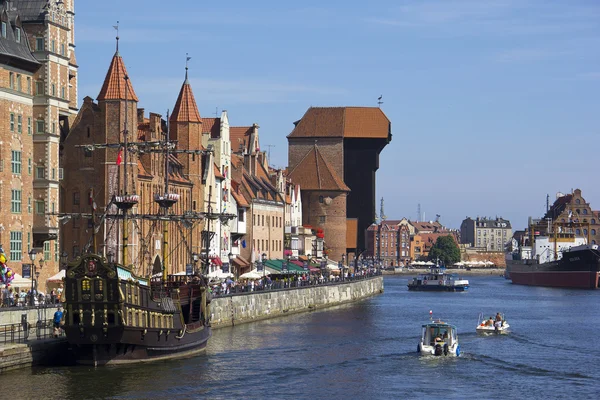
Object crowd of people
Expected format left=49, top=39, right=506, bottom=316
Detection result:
left=0, top=285, right=63, bottom=308
left=210, top=268, right=381, bottom=297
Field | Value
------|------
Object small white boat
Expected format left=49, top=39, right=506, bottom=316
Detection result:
left=476, top=312, right=510, bottom=334
left=417, top=319, right=461, bottom=356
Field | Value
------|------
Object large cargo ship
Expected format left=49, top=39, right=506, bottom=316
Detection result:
left=506, top=229, right=600, bottom=289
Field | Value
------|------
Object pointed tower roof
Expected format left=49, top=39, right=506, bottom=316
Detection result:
left=170, top=65, right=201, bottom=123
left=287, top=145, right=350, bottom=192
left=97, top=52, right=139, bottom=102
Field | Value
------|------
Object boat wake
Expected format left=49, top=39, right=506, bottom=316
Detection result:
left=464, top=353, right=592, bottom=381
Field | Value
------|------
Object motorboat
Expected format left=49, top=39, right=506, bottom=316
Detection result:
left=408, top=267, right=469, bottom=292
left=417, top=318, right=461, bottom=356
left=476, top=312, right=510, bottom=334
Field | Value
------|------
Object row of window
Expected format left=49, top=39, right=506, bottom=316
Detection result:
left=8, top=72, right=32, bottom=94
left=34, top=37, right=67, bottom=56
left=252, top=214, right=283, bottom=228
left=254, top=239, right=283, bottom=253
left=10, top=190, right=50, bottom=214
left=8, top=232, right=55, bottom=262
left=1, top=21, right=20, bottom=42
left=9, top=112, right=48, bottom=134
left=575, top=229, right=597, bottom=236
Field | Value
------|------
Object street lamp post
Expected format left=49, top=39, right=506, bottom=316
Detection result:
left=60, top=251, right=68, bottom=271
left=227, top=252, right=233, bottom=279
left=261, top=252, right=267, bottom=280
left=28, top=249, right=36, bottom=306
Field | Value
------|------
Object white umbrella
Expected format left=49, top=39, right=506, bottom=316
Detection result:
left=10, top=273, right=33, bottom=288
left=485, top=261, right=494, bottom=266
left=424, top=261, right=435, bottom=266
left=47, top=269, right=66, bottom=283
left=207, top=269, right=234, bottom=279
left=239, top=271, right=263, bottom=280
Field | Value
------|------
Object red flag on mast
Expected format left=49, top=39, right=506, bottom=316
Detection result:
left=116, top=147, right=123, bottom=165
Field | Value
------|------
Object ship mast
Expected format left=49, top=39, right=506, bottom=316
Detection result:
left=112, top=73, right=139, bottom=268
left=154, top=111, right=178, bottom=284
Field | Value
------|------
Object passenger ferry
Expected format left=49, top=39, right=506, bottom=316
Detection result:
left=407, top=267, right=469, bottom=292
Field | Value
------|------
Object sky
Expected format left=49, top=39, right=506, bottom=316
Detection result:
left=74, top=0, right=600, bottom=230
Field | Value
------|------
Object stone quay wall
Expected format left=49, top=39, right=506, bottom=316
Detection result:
left=210, top=276, right=384, bottom=329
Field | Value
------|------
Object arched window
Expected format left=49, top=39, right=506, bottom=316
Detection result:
left=576, top=209, right=581, bottom=214
left=576, top=199, right=581, bottom=205
left=592, top=229, right=597, bottom=236
left=593, top=240, right=597, bottom=245
left=561, top=219, right=565, bottom=222
left=592, top=219, right=596, bottom=224
left=576, top=229, right=581, bottom=235
left=583, top=209, right=588, bottom=215
left=584, top=229, right=588, bottom=235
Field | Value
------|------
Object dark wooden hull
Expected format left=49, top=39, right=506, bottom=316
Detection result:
left=63, top=254, right=212, bottom=365
left=67, top=325, right=211, bottom=365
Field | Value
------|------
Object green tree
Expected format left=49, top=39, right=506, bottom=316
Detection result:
left=428, top=235, right=461, bottom=266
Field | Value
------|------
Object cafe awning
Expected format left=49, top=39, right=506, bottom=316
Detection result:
left=264, top=259, right=306, bottom=274
left=231, top=255, right=250, bottom=268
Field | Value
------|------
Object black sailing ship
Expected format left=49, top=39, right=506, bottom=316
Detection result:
left=59, top=77, right=233, bottom=365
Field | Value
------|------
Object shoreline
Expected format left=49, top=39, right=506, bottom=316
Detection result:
left=383, top=268, right=506, bottom=276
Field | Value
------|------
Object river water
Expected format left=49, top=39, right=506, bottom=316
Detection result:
left=6, top=275, right=600, bottom=399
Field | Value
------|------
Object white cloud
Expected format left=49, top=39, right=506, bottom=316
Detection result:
left=132, top=77, right=347, bottom=106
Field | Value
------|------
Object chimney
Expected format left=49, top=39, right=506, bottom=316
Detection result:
left=137, top=108, right=145, bottom=122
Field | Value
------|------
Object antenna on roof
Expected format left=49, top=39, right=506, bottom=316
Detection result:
left=214, top=107, right=219, bottom=117
left=377, top=95, right=383, bottom=108
left=417, top=203, right=421, bottom=222
left=265, top=144, right=275, bottom=163
left=113, top=21, right=120, bottom=53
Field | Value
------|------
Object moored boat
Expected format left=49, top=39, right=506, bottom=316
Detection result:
left=408, top=267, right=469, bottom=292
left=417, top=318, right=460, bottom=357
left=507, top=229, right=600, bottom=289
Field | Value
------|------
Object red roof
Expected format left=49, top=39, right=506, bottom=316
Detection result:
left=287, top=145, right=350, bottom=191
left=230, top=126, right=253, bottom=153
left=170, top=78, right=201, bottom=123
left=202, top=118, right=220, bottom=138
left=97, top=52, right=139, bottom=102
left=288, top=107, right=389, bottom=139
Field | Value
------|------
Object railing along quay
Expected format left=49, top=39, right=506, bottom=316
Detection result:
left=0, top=304, right=64, bottom=346
left=211, top=270, right=382, bottom=298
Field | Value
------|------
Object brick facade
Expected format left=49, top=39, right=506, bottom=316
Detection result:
left=1, top=0, right=79, bottom=291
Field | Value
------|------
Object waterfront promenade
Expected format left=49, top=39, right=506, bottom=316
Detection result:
left=0, top=273, right=383, bottom=373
